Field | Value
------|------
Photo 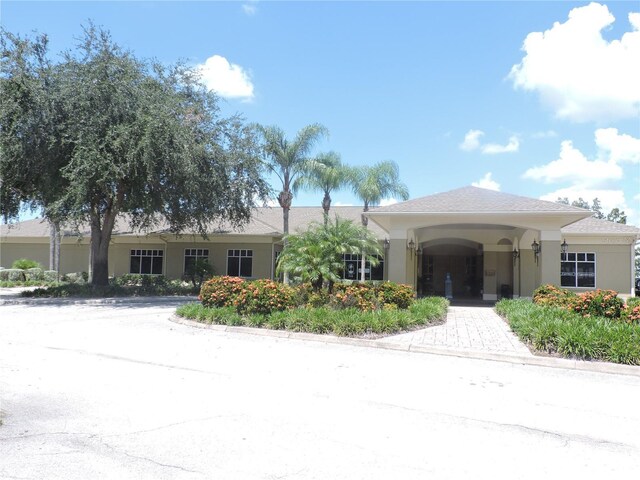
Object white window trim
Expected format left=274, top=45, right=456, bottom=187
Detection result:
left=129, top=249, right=164, bottom=275
left=183, top=248, right=210, bottom=275
left=561, top=252, right=597, bottom=289
left=226, top=249, right=253, bottom=278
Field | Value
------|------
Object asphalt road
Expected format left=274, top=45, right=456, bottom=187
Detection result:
left=1, top=301, right=639, bottom=480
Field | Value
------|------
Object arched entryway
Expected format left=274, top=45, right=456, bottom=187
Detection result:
left=419, top=238, right=483, bottom=299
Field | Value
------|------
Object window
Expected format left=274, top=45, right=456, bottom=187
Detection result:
left=184, top=248, right=209, bottom=275
left=227, top=249, right=253, bottom=277
left=130, top=249, right=163, bottom=275
left=341, top=254, right=384, bottom=281
left=561, top=252, right=595, bottom=288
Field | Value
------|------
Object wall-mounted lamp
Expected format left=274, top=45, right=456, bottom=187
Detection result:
left=531, top=239, right=541, bottom=263
left=417, top=245, right=423, bottom=256
left=561, top=239, right=568, bottom=255
left=407, top=239, right=415, bottom=257
left=512, top=248, right=520, bottom=261
left=383, top=238, right=390, bottom=250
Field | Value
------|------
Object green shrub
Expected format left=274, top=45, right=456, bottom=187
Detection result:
left=24, top=267, right=44, bottom=281
left=44, top=270, right=59, bottom=282
left=199, top=276, right=246, bottom=308
left=622, top=304, right=640, bottom=324
left=112, top=274, right=168, bottom=287
left=533, top=284, right=577, bottom=308
left=11, top=258, right=41, bottom=270
left=234, top=279, right=295, bottom=315
left=2, top=269, right=25, bottom=282
left=61, top=272, right=88, bottom=284
left=496, top=299, right=640, bottom=365
left=570, top=289, right=624, bottom=319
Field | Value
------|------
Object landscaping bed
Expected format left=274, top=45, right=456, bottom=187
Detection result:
left=20, top=274, right=199, bottom=298
left=175, top=276, right=449, bottom=337
left=496, top=286, right=640, bottom=365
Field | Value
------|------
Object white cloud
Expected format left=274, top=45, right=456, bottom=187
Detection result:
left=595, top=128, right=640, bottom=164
left=242, top=4, right=257, bottom=16
left=482, top=136, right=520, bottom=154
left=509, top=3, right=640, bottom=122
left=472, top=172, right=500, bottom=191
left=196, top=55, right=254, bottom=100
left=531, top=130, right=558, bottom=139
left=460, top=130, right=484, bottom=151
left=460, top=130, right=519, bottom=154
left=524, top=140, right=622, bottom=185
left=378, top=198, right=399, bottom=207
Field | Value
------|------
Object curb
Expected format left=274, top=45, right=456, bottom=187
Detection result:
left=169, top=315, right=640, bottom=378
left=0, top=296, right=198, bottom=306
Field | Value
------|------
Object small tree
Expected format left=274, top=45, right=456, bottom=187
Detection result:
left=277, top=216, right=382, bottom=292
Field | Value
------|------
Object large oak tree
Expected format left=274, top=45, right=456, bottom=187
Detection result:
left=0, top=25, right=269, bottom=285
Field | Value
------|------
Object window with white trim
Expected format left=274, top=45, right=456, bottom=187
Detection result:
left=130, top=249, right=163, bottom=275
left=561, top=252, right=595, bottom=288
left=184, top=248, right=209, bottom=275
left=341, top=254, right=384, bottom=281
left=227, top=249, right=253, bottom=277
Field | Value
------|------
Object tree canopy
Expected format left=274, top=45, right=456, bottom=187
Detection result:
left=0, top=25, right=269, bottom=285
left=556, top=197, right=627, bottom=224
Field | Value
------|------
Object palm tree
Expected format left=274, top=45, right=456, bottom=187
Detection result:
left=255, top=123, right=328, bottom=283
left=350, top=160, right=409, bottom=281
left=277, top=216, right=382, bottom=292
left=293, top=151, right=349, bottom=222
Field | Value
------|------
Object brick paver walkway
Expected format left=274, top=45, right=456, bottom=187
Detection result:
left=381, top=306, right=532, bottom=356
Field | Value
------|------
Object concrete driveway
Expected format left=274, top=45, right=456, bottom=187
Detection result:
left=1, top=301, right=639, bottom=479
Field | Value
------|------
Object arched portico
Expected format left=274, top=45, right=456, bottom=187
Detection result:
left=368, top=187, right=594, bottom=298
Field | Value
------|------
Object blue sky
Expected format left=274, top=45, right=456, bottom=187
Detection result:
left=3, top=1, right=639, bottom=223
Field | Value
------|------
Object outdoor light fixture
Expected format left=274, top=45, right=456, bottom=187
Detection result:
left=417, top=245, right=423, bottom=256
left=512, top=248, right=520, bottom=261
left=383, top=238, right=390, bottom=250
left=531, top=239, right=541, bottom=263
left=407, top=239, right=415, bottom=251
left=561, top=239, right=568, bottom=254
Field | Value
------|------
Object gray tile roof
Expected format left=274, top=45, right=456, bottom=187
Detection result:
left=0, top=206, right=388, bottom=239
left=368, top=186, right=591, bottom=214
left=561, top=216, right=640, bottom=235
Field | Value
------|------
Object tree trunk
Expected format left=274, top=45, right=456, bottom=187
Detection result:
left=49, top=221, right=56, bottom=271
left=48, top=220, right=61, bottom=276
left=360, top=202, right=369, bottom=282
left=322, top=192, right=331, bottom=224
left=89, top=202, right=118, bottom=286
left=278, top=189, right=293, bottom=285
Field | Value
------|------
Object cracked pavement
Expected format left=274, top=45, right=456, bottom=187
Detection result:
left=1, top=301, right=639, bottom=479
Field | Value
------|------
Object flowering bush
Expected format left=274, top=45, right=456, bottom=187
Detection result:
left=376, top=282, right=415, bottom=309
left=199, top=276, right=246, bottom=308
left=570, top=289, right=624, bottom=319
left=533, top=284, right=577, bottom=308
left=622, top=304, right=640, bottom=324
left=234, top=279, right=295, bottom=315
left=331, top=283, right=380, bottom=311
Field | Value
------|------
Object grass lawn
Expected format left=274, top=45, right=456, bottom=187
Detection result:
left=496, top=299, right=640, bottom=365
left=176, top=297, right=449, bottom=337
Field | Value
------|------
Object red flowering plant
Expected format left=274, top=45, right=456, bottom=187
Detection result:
left=199, top=276, right=246, bottom=308
left=570, top=289, right=624, bottom=319
left=234, top=279, right=296, bottom=315
left=532, top=284, right=577, bottom=308
left=621, top=304, right=640, bottom=324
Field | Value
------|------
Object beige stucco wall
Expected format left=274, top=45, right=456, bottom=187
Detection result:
left=0, top=241, right=50, bottom=269
left=564, top=243, right=633, bottom=295
left=0, top=239, right=89, bottom=273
